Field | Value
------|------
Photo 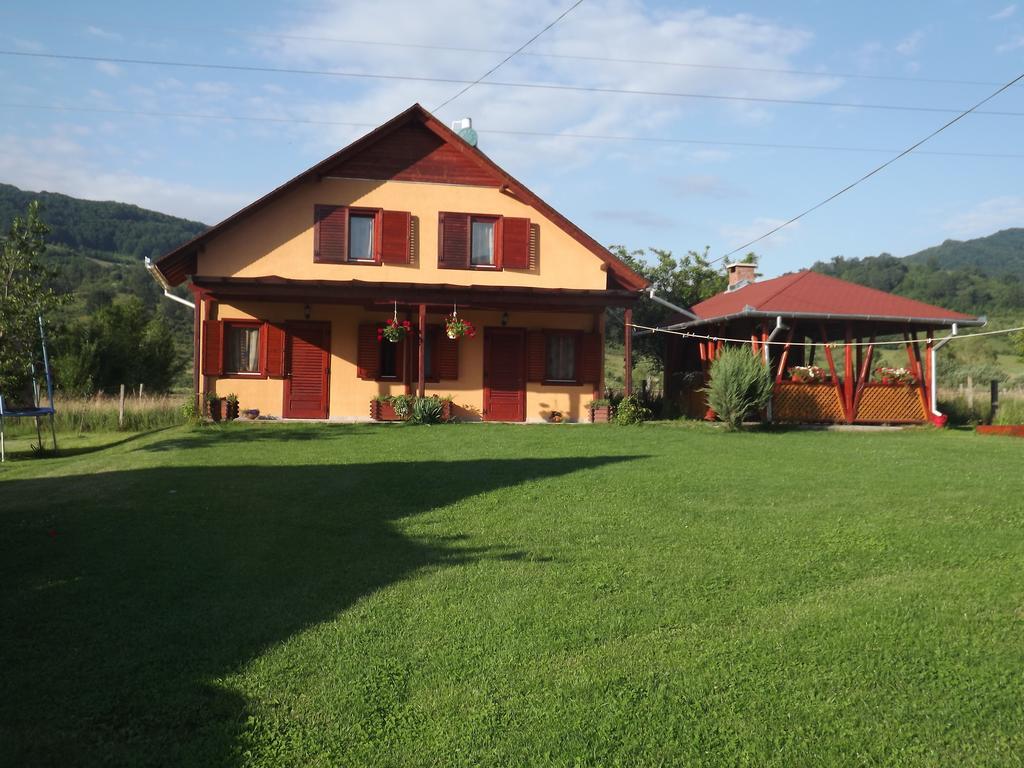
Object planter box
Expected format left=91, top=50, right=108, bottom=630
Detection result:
left=207, top=398, right=229, bottom=422
left=371, top=400, right=405, bottom=422
left=370, top=399, right=454, bottom=422
left=589, top=405, right=614, bottom=423
left=977, top=425, right=1024, bottom=438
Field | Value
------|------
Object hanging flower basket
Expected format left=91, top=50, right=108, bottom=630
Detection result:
left=444, top=313, right=476, bottom=340
left=378, top=318, right=412, bottom=343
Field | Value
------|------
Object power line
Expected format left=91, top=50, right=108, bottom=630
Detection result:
left=4, top=101, right=1024, bottom=160
left=3, top=50, right=1024, bottom=117
left=714, top=71, right=1024, bottom=264
left=433, top=0, right=584, bottom=111
left=0, top=10, right=1014, bottom=89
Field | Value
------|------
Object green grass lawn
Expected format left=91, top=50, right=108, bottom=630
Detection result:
left=2, top=423, right=1022, bottom=767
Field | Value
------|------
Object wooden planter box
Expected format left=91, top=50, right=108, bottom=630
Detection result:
left=207, top=398, right=228, bottom=422
left=371, top=400, right=404, bottom=421
left=589, top=405, right=614, bottom=423
left=370, top=399, right=454, bottom=422
left=977, top=425, right=1024, bottom=438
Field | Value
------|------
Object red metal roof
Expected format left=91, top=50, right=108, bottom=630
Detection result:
left=690, top=270, right=977, bottom=323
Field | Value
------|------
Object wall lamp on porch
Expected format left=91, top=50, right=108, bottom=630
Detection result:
left=501, top=312, right=509, bottom=327
left=304, top=303, right=312, bottom=320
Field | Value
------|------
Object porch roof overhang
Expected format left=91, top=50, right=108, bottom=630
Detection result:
left=664, top=308, right=986, bottom=338
left=192, top=275, right=641, bottom=311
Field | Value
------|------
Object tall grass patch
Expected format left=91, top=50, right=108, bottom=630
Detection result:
left=2, top=393, right=188, bottom=435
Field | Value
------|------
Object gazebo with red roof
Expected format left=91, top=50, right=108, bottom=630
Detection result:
left=661, top=264, right=985, bottom=426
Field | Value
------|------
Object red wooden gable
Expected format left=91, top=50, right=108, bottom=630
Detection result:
left=323, top=122, right=505, bottom=187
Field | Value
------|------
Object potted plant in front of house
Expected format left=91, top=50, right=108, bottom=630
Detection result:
left=206, top=391, right=225, bottom=422
left=444, top=313, right=476, bottom=340
left=379, top=318, right=412, bottom=343
left=588, top=398, right=615, bottom=423
left=225, top=393, right=239, bottom=420
left=371, top=394, right=412, bottom=422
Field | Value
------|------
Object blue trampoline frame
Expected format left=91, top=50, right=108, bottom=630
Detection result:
left=0, top=316, right=57, bottom=462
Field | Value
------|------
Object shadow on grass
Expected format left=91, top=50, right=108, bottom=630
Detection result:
left=140, top=422, right=388, bottom=452
left=0, top=455, right=636, bottom=767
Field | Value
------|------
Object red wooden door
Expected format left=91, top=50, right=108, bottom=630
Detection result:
left=284, top=322, right=330, bottom=419
left=484, top=328, right=525, bottom=422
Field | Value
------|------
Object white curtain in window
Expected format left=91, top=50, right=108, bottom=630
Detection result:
left=471, top=221, right=494, bottom=265
left=349, top=215, right=375, bottom=260
left=547, top=334, right=576, bottom=381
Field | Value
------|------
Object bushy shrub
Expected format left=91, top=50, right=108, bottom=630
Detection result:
left=410, top=395, right=446, bottom=425
left=937, top=396, right=988, bottom=426
left=704, top=346, right=773, bottom=430
left=614, top=394, right=650, bottom=425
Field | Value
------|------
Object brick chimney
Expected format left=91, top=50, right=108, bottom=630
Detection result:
left=726, top=263, right=758, bottom=291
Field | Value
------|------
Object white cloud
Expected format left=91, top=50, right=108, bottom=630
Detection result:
left=719, top=217, right=801, bottom=253
left=85, top=25, right=123, bottom=41
left=990, top=4, right=1017, bottom=20
left=659, top=173, right=742, bottom=199
left=95, top=61, right=122, bottom=77
left=251, top=1, right=839, bottom=170
left=593, top=208, right=675, bottom=229
left=996, top=35, right=1024, bottom=51
left=943, top=197, right=1024, bottom=239
left=895, top=29, right=925, bottom=56
left=0, top=131, right=248, bottom=223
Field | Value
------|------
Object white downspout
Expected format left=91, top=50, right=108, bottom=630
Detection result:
left=145, top=257, right=195, bottom=310
left=764, top=316, right=786, bottom=423
left=929, top=323, right=957, bottom=424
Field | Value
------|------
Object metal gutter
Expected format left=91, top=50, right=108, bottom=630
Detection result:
left=664, top=308, right=985, bottom=331
left=145, top=257, right=196, bottom=309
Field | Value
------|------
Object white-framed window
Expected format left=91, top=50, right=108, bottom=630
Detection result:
left=348, top=212, right=376, bottom=261
left=471, top=218, right=496, bottom=265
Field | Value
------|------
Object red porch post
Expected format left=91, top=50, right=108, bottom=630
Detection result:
left=624, top=307, right=633, bottom=396
left=417, top=303, right=426, bottom=398
left=844, top=322, right=854, bottom=423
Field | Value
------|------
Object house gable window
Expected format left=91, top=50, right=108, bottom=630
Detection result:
left=314, top=205, right=411, bottom=265
left=348, top=212, right=376, bottom=262
left=471, top=218, right=497, bottom=266
left=439, top=212, right=531, bottom=270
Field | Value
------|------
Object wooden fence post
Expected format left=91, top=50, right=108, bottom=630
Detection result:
left=967, top=374, right=974, bottom=408
left=991, top=379, right=999, bottom=421
left=118, top=384, right=126, bottom=428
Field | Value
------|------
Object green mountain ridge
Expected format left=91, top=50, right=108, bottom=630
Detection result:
left=904, top=228, right=1024, bottom=278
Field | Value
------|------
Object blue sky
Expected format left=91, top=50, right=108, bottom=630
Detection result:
left=1, top=1, right=1022, bottom=276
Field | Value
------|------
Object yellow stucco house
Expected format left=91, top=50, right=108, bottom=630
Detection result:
left=153, top=104, right=649, bottom=422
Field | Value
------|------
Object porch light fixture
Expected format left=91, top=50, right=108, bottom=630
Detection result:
left=501, top=312, right=509, bottom=326
left=304, top=303, right=311, bottom=320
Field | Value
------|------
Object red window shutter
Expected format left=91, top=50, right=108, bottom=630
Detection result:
left=264, top=322, right=286, bottom=378
left=381, top=210, right=411, bottom=264
left=314, top=204, right=348, bottom=263
left=580, top=332, right=601, bottom=385
left=438, top=328, right=459, bottom=380
left=438, top=212, right=470, bottom=268
left=356, top=324, right=379, bottom=380
left=203, top=319, right=224, bottom=376
left=526, top=330, right=546, bottom=382
left=502, top=217, right=531, bottom=269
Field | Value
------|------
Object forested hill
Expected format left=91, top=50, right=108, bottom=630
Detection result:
left=0, top=182, right=207, bottom=264
left=905, top=228, right=1024, bottom=278
left=811, top=228, right=1024, bottom=316
left=1, top=182, right=208, bottom=392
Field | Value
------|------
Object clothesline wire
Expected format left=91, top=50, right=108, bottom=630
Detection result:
left=627, top=322, right=1024, bottom=348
